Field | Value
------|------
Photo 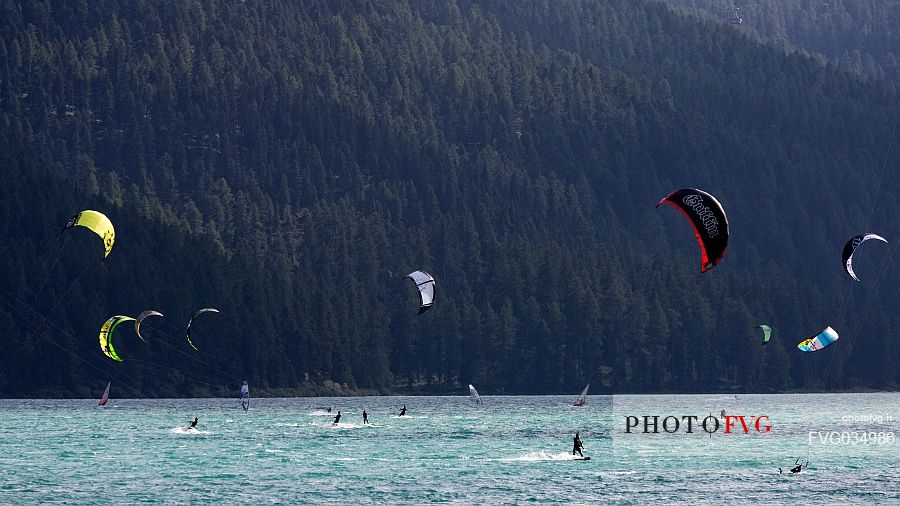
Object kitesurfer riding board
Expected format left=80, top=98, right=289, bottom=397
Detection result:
left=573, top=432, right=585, bottom=458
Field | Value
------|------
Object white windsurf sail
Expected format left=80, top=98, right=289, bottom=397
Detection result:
left=573, top=384, right=589, bottom=406
left=468, top=384, right=482, bottom=404
left=99, top=381, right=110, bottom=406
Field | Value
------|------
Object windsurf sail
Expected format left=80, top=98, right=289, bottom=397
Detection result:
left=797, top=326, right=840, bottom=352
left=573, top=384, right=589, bottom=406
left=240, top=381, right=250, bottom=410
left=98, top=381, right=110, bottom=406
left=468, top=384, right=482, bottom=404
left=406, top=270, right=436, bottom=314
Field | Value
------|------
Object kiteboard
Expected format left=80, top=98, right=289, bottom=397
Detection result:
left=574, top=456, right=591, bottom=461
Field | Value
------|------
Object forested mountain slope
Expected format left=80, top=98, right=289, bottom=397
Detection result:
left=1, top=0, right=897, bottom=396
left=662, top=0, right=900, bottom=90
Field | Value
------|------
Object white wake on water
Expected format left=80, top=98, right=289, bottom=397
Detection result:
left=499, top=451, right=587, bottom=462
left=170, top=427, right=212, bottom=435
left=324, top=422, right=370, bottom=429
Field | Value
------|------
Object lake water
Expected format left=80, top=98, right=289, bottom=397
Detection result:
left=0, top=393, right=897, bottom=503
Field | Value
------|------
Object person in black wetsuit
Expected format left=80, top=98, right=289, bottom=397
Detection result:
left=790, top=462, right=804, bottom=473
left=189, top=417, right=198, bottom=429
left=333, top=411, right=342, bottom=425
left=573, top=432, right=584, bottom=457
left=363, top=409, right=369, bottom=424
left=399, top=405, right=406, bottom=416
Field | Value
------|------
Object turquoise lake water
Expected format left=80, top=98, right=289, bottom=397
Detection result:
left=0, top=393, right=897, bottom=503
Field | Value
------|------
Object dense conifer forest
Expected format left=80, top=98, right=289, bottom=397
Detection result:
left=664, top=0, right=900, bottom=90
left=0, top=0, right=897, bottom=397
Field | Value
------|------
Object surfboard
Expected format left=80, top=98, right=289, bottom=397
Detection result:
left=574, top=456, right=591, bottom=461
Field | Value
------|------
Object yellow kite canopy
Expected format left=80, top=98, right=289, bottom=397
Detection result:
left=62, top=210, right=115, bottom=259
left=99, top=315, right=136, bottom=362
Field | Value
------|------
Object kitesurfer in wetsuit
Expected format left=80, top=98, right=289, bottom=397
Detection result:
left=790, top=461, right=805, bottom=473
left=399, top=405, right=406, bottom=416
left=573, top=432, right=584, bottom=457
left=363, top=409, right=369, bottom=424
left=189, top=417, right=198, bottom=429
left=333, top=411, right=342, bottom=425
left=326, top=407, right=332, bottom=413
